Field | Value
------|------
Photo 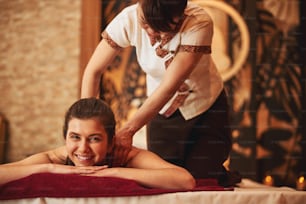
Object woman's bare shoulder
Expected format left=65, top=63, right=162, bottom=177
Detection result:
left=46, top=146, right=68, bottom=164
left=127, top=146, right=142, bottom=160
left=126, top=147, right=171, bottom=168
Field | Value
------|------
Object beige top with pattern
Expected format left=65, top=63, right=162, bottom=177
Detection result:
left=103, top=3, right=223, bottom=120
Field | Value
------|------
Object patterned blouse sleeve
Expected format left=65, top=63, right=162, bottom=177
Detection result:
left=102, top=5, right=136, bottom=49
left=179, top=11, right=213, bottom=54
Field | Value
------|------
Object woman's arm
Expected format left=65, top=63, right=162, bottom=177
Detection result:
left=90, top=148, right=196, bottom=190
left=123, top=51, right=203, bottom=131
left=0, top=147, right=63, bottom=185
left=81, top=39, right=120, bottom=98
left=0, top=146, right=106, bottom=185
left=114, top=51, right=203, bottom=163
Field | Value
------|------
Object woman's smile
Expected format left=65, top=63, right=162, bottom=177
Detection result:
left=75, top=154, right=94, bottom=162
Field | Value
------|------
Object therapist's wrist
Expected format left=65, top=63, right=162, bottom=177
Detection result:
left=121, top=124, right=138, bottom=137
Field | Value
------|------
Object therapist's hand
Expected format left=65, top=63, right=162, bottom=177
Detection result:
left=112, top=129, right=133, bottom=166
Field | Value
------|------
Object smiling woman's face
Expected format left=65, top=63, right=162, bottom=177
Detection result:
left=65, top=118, right=112, bottom=166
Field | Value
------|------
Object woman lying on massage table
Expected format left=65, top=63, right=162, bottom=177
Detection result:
left=0, top=98, right=195, bottom=189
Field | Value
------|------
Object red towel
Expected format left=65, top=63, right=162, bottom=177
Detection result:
left=0, top=173, right=233, bottom=200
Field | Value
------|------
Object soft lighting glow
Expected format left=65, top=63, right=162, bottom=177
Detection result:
left=296, top=176, right=305, bottom=191
left=263, top=175, right=274, bottom=186
left=298, top=176, right=305, bottom=184
left=265, top=175, right=272, bottom=182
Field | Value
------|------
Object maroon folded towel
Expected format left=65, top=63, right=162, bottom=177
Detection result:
left=0, top=173, right=233, bottom=200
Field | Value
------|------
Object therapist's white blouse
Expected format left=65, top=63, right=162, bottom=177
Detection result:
left=102, top=3, right=223, bottom=120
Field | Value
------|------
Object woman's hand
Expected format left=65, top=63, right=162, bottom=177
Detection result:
left=83, top=167, right=119, bottom=178
left=47, top=164, right=108, bottom=175
left=112, top=128, right=134, bottom=166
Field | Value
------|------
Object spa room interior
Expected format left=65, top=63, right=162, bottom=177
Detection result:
left=0, top=0, right=306, bottom=203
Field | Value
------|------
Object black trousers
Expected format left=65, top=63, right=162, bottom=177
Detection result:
left=147, top=90, right=232, bottom=179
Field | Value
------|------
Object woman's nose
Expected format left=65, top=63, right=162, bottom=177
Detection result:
left=78, top=140, right=89, bottom=152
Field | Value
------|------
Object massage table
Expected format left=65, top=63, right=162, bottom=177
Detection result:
left=1, top=173, right=305, bottom=204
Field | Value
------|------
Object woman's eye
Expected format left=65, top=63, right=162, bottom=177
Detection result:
left=69, top=134, right=80, bottom=140
left=89, top=136, right=102, bottom=143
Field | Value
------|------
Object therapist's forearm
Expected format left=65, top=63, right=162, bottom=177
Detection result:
left=122, top=52, right=202, bottom=134
left=121, top=74, right=178, bottom=135
left=81, top=69, right=101, bottom=98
